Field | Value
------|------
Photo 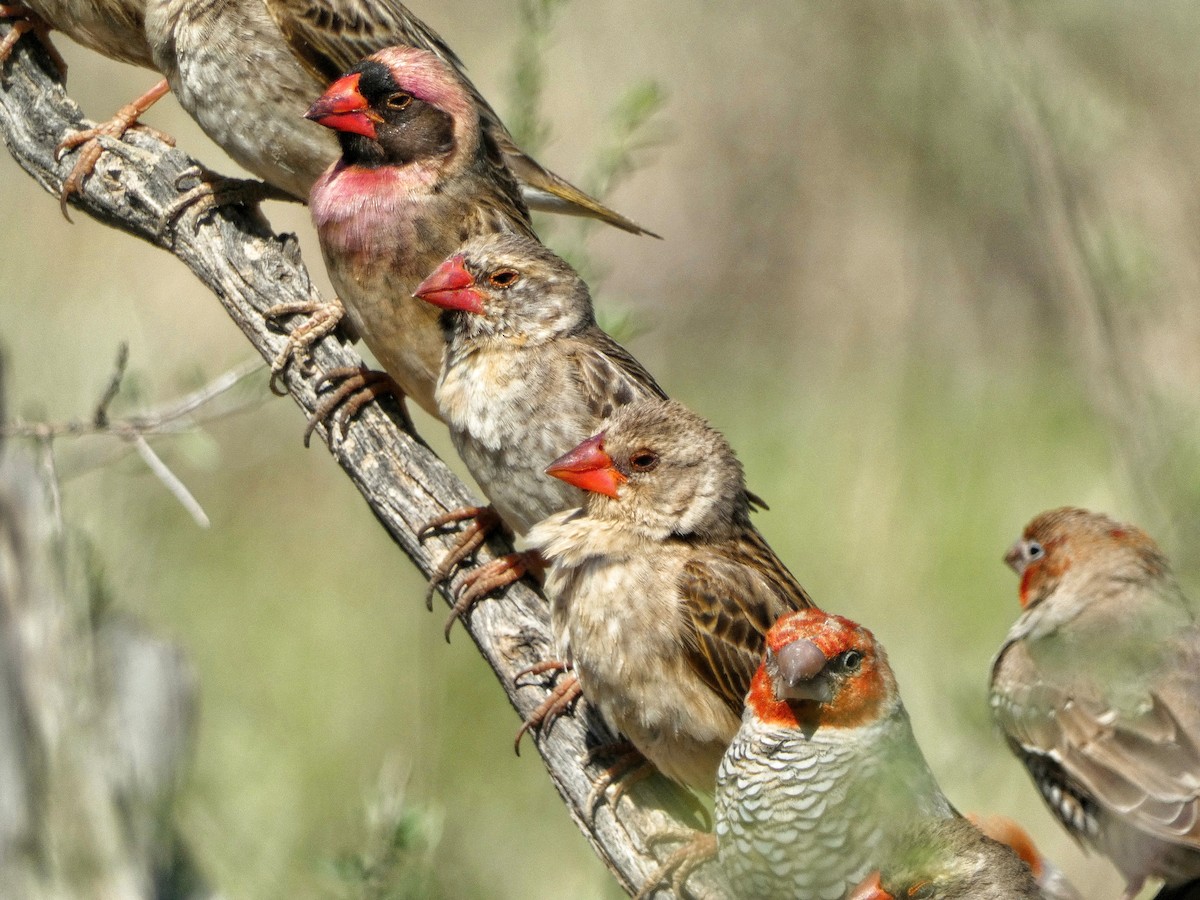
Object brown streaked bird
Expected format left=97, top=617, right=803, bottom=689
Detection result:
left=412, top=232, right=666, bottom=631
left=530, top=398, right=815, bottom=792
left=144, top=0, right=654, bottom=230
left=992, top=507, right=1200, bottom=900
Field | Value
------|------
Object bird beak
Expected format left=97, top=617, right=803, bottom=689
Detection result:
left=1003, top=540, right=1026, bottom=575
left=846, top=872, right=893, bottom=900
left=413, top=256, right=484, bottom=313
left=771, top=639, right=833, bottom=702
left=545, top=433, right=626, bottom=499
left=305, top=73, right=377, bottom=140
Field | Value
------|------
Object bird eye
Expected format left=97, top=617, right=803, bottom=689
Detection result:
left=841, top=650, right=863, bottom=671
left=629, top=449, right=659, bottom=472
left=1026, top=541, right=1045, bottom=561
left=489, top=268, right=521, bottom=289
left=386, top=92, right=413, bottom=110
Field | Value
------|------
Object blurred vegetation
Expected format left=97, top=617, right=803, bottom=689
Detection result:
left=3, top=0, right=1200, bottom=898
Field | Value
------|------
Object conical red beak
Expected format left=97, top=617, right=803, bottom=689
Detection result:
left=846, top=872, right=893, bottom=900
left=305, top=73, right=377, bottom=139
left=545, top=433, right=626, bottom=498
left=413, top=256, right=484, bottom=313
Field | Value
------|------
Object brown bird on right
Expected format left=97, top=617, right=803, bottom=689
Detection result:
left=991, top=507, right=1200, bottom=900
left=846, top=818, right=1043, bottom=900
left=531, top=398, right=815, bottom=792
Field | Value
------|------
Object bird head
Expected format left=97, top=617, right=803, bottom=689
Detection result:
left=544, top=399, right=749, bottom=541
left=305, top=47, right=476, bottom=169
left=747, top=609, right=898, bottom=730
left=413, top=234, right=593, bottom=343
left=1004, top=506, right=1168, bottom=609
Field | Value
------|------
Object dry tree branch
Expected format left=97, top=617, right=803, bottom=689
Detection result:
left=0, top=28, right=717, bottom=899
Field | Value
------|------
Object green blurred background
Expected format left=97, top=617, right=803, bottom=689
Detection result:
left=3, top=1, right=1199, bottom=896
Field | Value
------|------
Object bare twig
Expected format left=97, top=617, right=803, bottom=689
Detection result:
left=0, top=24, right=717, bottom=898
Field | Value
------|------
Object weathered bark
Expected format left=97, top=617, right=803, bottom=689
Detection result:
left=0, top=28, right=718, bottom=898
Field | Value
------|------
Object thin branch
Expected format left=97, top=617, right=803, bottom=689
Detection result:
left=132, top=435, right=210, bottom=528
left=0, top=25, right=717, bottom=898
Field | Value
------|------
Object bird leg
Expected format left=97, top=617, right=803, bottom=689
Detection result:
left=512, top=660, right=581, bottom=753
left=0, top=5, right=66, bottom=77
left=264, top=297, right=348, bottom=394
left=438, top=550, right=541, bottom=640
left=55, top=78, right=172, bottom=220
left=584, top=740, right=657, bottom=820
left=162, top=164, right=295, bottom=232
left=634, top=829, right=718, bottom=900
left=419, top=505, right=504, bottom=603
left=303, top=365, right=411, bottom=447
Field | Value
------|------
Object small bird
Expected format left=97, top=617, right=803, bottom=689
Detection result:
left=992, top=507, right=1200, bottom=899
left=531, top=398, right=815, bottom=791
left=846, top=818, right=1042, bottom=900
left=412, top=233, right=666, bottom=628
left=144, top=0, right=653, bottom=229
left=305, top=45, right=539, bottom=419
left=710, top=608, right=955, bottom=899
left=1, top=1, right=170, bottom=215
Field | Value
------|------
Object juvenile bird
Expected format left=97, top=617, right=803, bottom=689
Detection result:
left=531, top=398, right=814, bottom=791
left=710, top=608, right=955, bottom=899
left=413, top=233, right=665, bottom=627
left=992, top=507, right=1200, bottom=899
left=847, top=818, right=1042, bottom=900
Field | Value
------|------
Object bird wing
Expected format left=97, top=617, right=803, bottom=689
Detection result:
left=264, top=0, right=466, bottom=83
left=991, top=632, right=1200, bottom=848
left=265, top=0, right=655, bottom=234
left=569, top=329, right=667, bottom=421
left=679, top=529, right=816, bottom=716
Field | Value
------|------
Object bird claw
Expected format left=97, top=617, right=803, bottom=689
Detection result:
left=263, top=297, right=346, bottom=394
left=440, top=552, right=531, bottom=640
left=633, top=831, right=718, bottom=900
left=512, top=662, right=580, bottom=754
left=162, top=164, right=293, bottom=234
left=583, top=742, right=655, bottom=821
left=0, top=5, right=66, bottom=80
left=303, top=366, right=411, bottom=447
left=418, top=506, right=501, bottom=609
left=55, top=79, right=171, bottom=222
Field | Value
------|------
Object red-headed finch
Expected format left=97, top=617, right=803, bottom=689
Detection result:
left=710, top=609, right=954, bottom=899
left=306, top=45, right=537, bottom=417
left=530, top=398, right=815, bottom=791
left=846, top=818, right=1042, bottom=900
left=992, top=507, right=1200, bottom=899
left=144, top=0, right=653, bottom=229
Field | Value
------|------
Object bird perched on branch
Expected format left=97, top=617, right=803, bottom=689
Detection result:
left=992, top=507, right=1200, bottom=900
left=708, top=608, right=955, bottom=899
left=531, top=398, right=815, bottom=792
left=412, top=232, right=665, bottom=631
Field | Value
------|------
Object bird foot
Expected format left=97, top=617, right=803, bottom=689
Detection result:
left=634, top=830, right=718, bottom=900
left=264, top=297, right=347, bottom=394
left=512, top=661, right=580, bottom=753
left=304, top=365, right=411, bottom=447
left=162, top=164, right=295, bottom=233
left=584, top=741, right=656, bottom=820
left=438, top=551, right=536, bottom=640
left=418, top=505, right=504, bottom=605
left=55, top=79, right=172, bottom=221
left=0, top=5, right=66, bottom=79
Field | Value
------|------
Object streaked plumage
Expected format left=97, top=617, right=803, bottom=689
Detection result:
left=416, top=232, right=665, bottom=534
left=713, top=609, right=954, bottom=899
left=531, top=399, right=814, bottom=790
left=307, top=46, right=534, bottom=415
left=144, top=0, right=651, bottom=232
left=991, top=507, right=1200, bottom=898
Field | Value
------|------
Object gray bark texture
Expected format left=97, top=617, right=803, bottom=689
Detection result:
left=0, top=26, right=719, bottom=899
